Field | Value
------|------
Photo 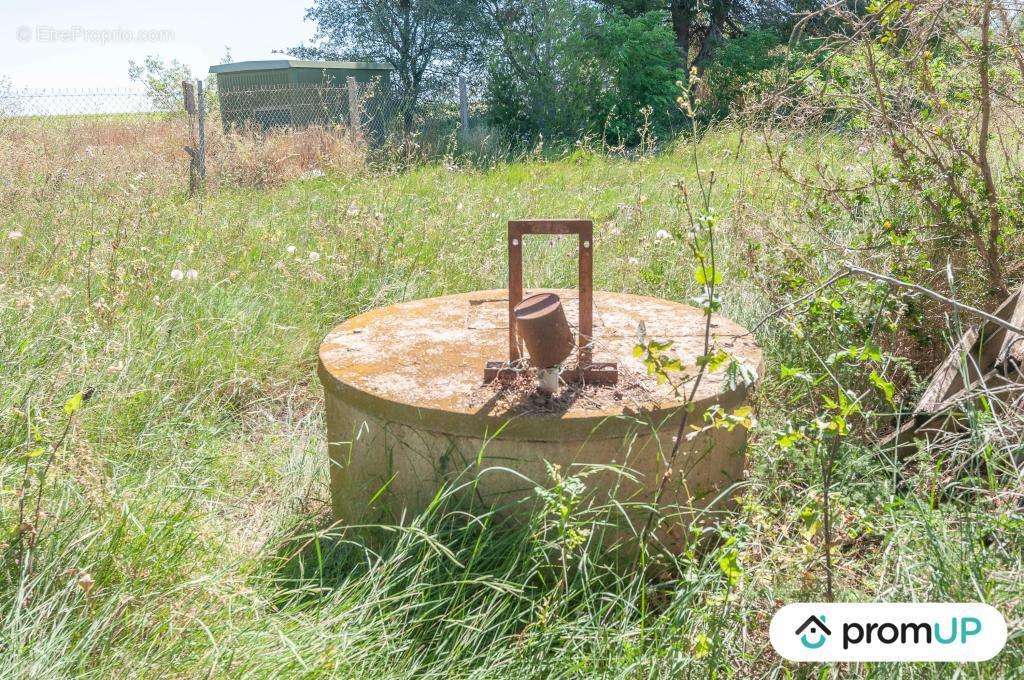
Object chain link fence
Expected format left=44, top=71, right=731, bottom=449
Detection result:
left=0, top=78, right=483, bottom=196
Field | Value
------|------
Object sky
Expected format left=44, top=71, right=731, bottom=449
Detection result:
left=0, top=0, right=318, bottom=90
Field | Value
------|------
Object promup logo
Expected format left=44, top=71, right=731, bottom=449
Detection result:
left=795, top=615, right=831, bottom=649
left=770, top=603, right=1006, bottom=662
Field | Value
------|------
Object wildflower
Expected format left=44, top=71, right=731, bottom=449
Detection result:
left=655, top=229, right=672, bottom=240
left=609, top=227, right=622, bottom=237
left=346, top=202, right=360, bottom=217
left=308, top=251, right=320, bottom=262
left=628, top=256, right=640, bottom=266
left=170, top=269, right=185, bottom=281
left=286, top=244, right=296, bottom=255
left=186, top=269, right=198, bottom=280
left=7, top=230, right=22, bottom=240
left=456, top=202, right=464, bottom=212
left=77, top=572, right=95, bottom=596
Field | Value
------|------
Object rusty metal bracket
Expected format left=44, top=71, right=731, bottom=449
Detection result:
left=483, top=219, right=618, bottom=385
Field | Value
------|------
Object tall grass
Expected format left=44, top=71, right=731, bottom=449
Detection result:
left=1, top=119, right=1021, bottom=677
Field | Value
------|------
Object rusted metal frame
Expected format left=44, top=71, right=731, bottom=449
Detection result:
left=488, top=219, right=615, bottom=385
left=483, top=361, right=618, bottom=383
left=507, top=219, right=594, bottom=364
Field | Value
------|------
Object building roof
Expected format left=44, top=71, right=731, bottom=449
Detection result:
left=210, top=59, right=394, bottom=74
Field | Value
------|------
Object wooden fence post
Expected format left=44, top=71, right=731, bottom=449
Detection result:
left=196, top=79, right=206, bottom=188
left=347, top=76, right=360, bottom=138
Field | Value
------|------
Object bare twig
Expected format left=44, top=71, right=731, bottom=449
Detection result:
left=845, top=264, right=1023, bottom=336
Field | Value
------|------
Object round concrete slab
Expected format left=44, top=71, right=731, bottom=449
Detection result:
left=318, top=289, right=762, bottom=441
left=318, top=289, right=763, bottom=543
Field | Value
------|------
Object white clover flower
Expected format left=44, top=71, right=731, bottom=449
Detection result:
left=308, top=251, right=320, bottom=262
left=170, top=269, right=185, bottom=281
left=286, top=244, right=297, bottom=255
left=185, top=269, right=198, bottom=280
left=7, top=230, right=23, bottom=240
left=655, top=229, right=672, bottom=240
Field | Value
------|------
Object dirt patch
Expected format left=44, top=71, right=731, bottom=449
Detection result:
left=467, top=365, right=667, bottom=417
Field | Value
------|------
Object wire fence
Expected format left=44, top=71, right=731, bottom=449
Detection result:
left=0, top=77, right=480, bottom=195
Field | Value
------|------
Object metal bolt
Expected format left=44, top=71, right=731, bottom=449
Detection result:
left=583, top=240, right=590, bottom=248
left=512, top=238, right=520, bottom=246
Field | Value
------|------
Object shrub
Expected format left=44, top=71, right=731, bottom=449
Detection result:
left=701, top=29, right=790, bottom=120
left=590, top=12, right=685, bottom=145
left=484, top=8, right=683, bottom=147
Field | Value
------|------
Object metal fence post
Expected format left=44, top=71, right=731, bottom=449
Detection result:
left=196, top=79, right=206, bottom=188
left=458, top=76, right=469, bottom=133
left=347, top=76, right=359, bottom=138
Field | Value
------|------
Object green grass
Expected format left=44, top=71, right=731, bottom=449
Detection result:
left=2, top=128, right=1021, bottom=677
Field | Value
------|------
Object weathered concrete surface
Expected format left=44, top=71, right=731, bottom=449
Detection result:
left=318, top=289, right=762, bottom=547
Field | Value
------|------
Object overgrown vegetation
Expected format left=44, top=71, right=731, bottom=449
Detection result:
left=2, top=0, right=1023, bottom=677
left=2, top=117, right=1022, bottom=674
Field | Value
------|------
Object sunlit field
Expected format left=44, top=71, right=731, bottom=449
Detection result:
left=2, top=119, right=1021, bottom=677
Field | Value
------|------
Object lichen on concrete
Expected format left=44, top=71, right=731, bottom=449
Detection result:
left=319, top=289, right=762, bottom=424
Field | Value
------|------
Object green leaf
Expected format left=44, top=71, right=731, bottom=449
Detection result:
left=64, top=392, right=85, bottom=415
left=718, top=550, right=742, bottom=586
left=799, top=504, right=821, bottom=541
left=662, top=358, right=683, bottom=373
left=24, top=447, right=46, bottom=459
left=777, top=430, right=804, bottom=451
left=632, top=344, right=645, bottom=359
left=697, top=349, right=728, bottom=372
left=694, top=265, right=723, bottom=286
left=730, top=405, right=755, bottom=429
left=780, top=365, right=813, bottom=383
left=870, top=370, right=895, bottom=405
left=693, top=633, right=711, bottom=659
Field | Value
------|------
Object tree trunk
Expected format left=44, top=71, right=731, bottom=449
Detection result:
left=693, top=0, right=732, bottom=78
left=670, top=0, right=693, bottom=70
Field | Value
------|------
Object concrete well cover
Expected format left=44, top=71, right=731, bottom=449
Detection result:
left=318, top=289, right=762, bottom=441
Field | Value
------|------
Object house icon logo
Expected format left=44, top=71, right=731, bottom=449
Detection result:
left=795, top=615, right=831, bottom=649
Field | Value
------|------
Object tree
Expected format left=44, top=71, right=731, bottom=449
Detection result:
left=128, top=55, right=193, bottom=113
left=482, top=0, right=601, bottom=141
left=601, top=1, right=832, bottom=79
left=294, top=0, right=482, bottom=129
left=483, top=3, right=683, bottom=145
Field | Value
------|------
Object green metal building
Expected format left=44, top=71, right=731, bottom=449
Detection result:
left=209, top=59, right=394, bottom=131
